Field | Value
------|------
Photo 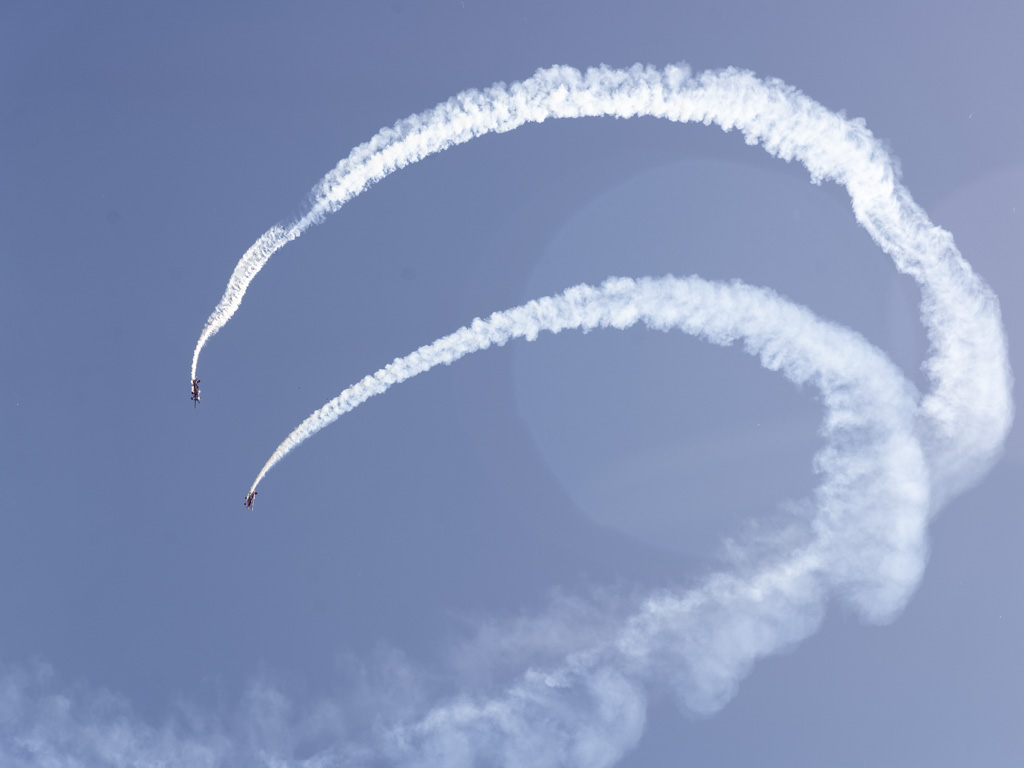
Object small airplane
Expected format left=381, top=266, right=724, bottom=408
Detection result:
left=244, top=491, right=257, bottom=509
left=191, top=378, right=201, bottom=407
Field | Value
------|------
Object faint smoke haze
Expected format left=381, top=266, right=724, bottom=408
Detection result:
left=15, top=64, right=1008, bottom=767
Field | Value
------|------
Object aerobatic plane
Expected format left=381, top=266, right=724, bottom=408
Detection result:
left=191, top=378, right=201, bottom=407
left=244, top=491, right=257, bottom=509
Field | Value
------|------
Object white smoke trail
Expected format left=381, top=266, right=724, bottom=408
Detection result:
left=195, top=64, right=1011, bottom=486
left=245, top=274, right=927, bottom=766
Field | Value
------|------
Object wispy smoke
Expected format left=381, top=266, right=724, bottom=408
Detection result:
left=60, top=270, right=933, bottom=766
left=191, top=64, right=1011, bottom=454
left=87, top=63, right=1017, bottom=765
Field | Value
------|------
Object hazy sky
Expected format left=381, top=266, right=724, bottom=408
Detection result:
left=1, top=2, right=1022, bottom=766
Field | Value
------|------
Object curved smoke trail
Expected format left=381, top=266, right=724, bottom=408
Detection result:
left=249, top=275, right=928, bottom=765
left=3, top=64, right=1009, bottom=768
left=193, top=65, right=1013, bottom=478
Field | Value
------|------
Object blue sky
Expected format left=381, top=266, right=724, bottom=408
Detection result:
left=1, top=1, right=1022, bottom=765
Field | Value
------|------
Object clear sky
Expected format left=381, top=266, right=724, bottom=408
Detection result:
left=1, top=1, right=1022, bottom=766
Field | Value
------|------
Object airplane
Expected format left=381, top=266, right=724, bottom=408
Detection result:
left=191, top=378, right=201, bottom=407
left=244, top=491, right=257, bottom=509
